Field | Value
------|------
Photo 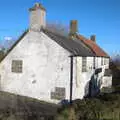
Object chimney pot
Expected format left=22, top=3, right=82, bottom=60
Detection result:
left=35, top=3, right=40, bottom=7
left=90, top=35, right=96, bottom=42
left=69, top=20, right=78, bottom=38
left=29, top=3, right=46, bottom=30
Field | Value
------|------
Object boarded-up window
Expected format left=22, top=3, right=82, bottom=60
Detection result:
left=51, top=87, right=65, bottom=100
left=82, top=57, right=87, bottom=72
left=12, top=60, right=23, bottom=73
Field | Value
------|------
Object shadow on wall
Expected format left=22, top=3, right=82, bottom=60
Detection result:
left=84, top=73, right=101, bottom=98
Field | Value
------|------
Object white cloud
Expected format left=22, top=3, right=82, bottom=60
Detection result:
left=4, top=36, right=13, bottom=41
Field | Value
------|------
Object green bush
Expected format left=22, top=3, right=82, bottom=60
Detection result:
left=56, top=93, right=120, bottom=120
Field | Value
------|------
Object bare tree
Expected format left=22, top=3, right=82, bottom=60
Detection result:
left=0, top=47, right=5, bottom=61
left=46, top=21, right=69, bottom=37
left=112, top=54, right=120, bottom=67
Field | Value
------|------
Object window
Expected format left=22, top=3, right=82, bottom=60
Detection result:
left=104, top=58, right=106, bottom=65
left=82, top=57, right=87, bottom=72
left=12, top=60, right=23, bottom=73
left=101, top=57, right=104, bottom=66
left=96, top=57, right=98, bottom=68
left=104, top=69, right=112, bottom=76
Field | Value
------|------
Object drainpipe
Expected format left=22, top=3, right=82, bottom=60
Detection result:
left=70, top=56, right=73, bottom=104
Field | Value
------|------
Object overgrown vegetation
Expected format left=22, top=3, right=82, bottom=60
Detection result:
left=0, top=91, right=120, bottom=120
left=56, top=93, right=120, bottom=120
left=110, top=55, right=120, bottom=88
left=0, top=48, right=5, bottom=62
left=55, top=56, right=120, bottom=120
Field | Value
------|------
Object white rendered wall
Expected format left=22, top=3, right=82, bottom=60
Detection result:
left=0, top=30, right=71, bottom=103
left=0, top=30, right=112, bottom=103
left=73, top=57, right=94, bottom=99
left=75, top=56, right=111, bottom=99
left=94, top=57, right=112, bottom=88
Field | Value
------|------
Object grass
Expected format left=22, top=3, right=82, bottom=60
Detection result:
left=0, top=81, right=120, bottom=120
left=0, top=91, right=59, bottom=120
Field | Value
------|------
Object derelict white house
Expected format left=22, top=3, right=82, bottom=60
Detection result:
left=0, top=3, right=112, bottom=103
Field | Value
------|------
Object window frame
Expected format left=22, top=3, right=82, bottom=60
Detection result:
left=104, top=58, right=106, bottom=65
left=11, top=60, right=23, bottom=73
left=82, top=57, right=87, bottom=72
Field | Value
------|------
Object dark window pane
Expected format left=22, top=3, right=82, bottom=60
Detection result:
left=12, top=60, right=23, bottom=73
left=82, top=57, right=87, bottom=72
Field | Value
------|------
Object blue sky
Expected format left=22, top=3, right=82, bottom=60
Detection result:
left=0, top=0, right=119, bottom=56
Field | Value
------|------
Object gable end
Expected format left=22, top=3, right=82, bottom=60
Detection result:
left=0, top=30, right=29, bottom=63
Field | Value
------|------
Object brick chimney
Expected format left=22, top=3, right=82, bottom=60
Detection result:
left=90, top=35, right=96, bottom=42
left=69, top=20, right=78, bottom=38
left=29, top=3, right=46, bottom=30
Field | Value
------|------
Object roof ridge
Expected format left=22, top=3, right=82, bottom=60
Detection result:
left=0, top=28, right=95, bottom=64
left=76, top=34, right=109, bottom=57
left=77, top=35, right=97, bottom=56
left=42, top=28, right=95, bottom=56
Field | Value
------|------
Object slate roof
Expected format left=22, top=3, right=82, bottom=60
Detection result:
left=42, top=28, right=95, bottom=57
left=77, top=35, right=109, bottom=58
left=0, top=28, right=96, bottom=63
